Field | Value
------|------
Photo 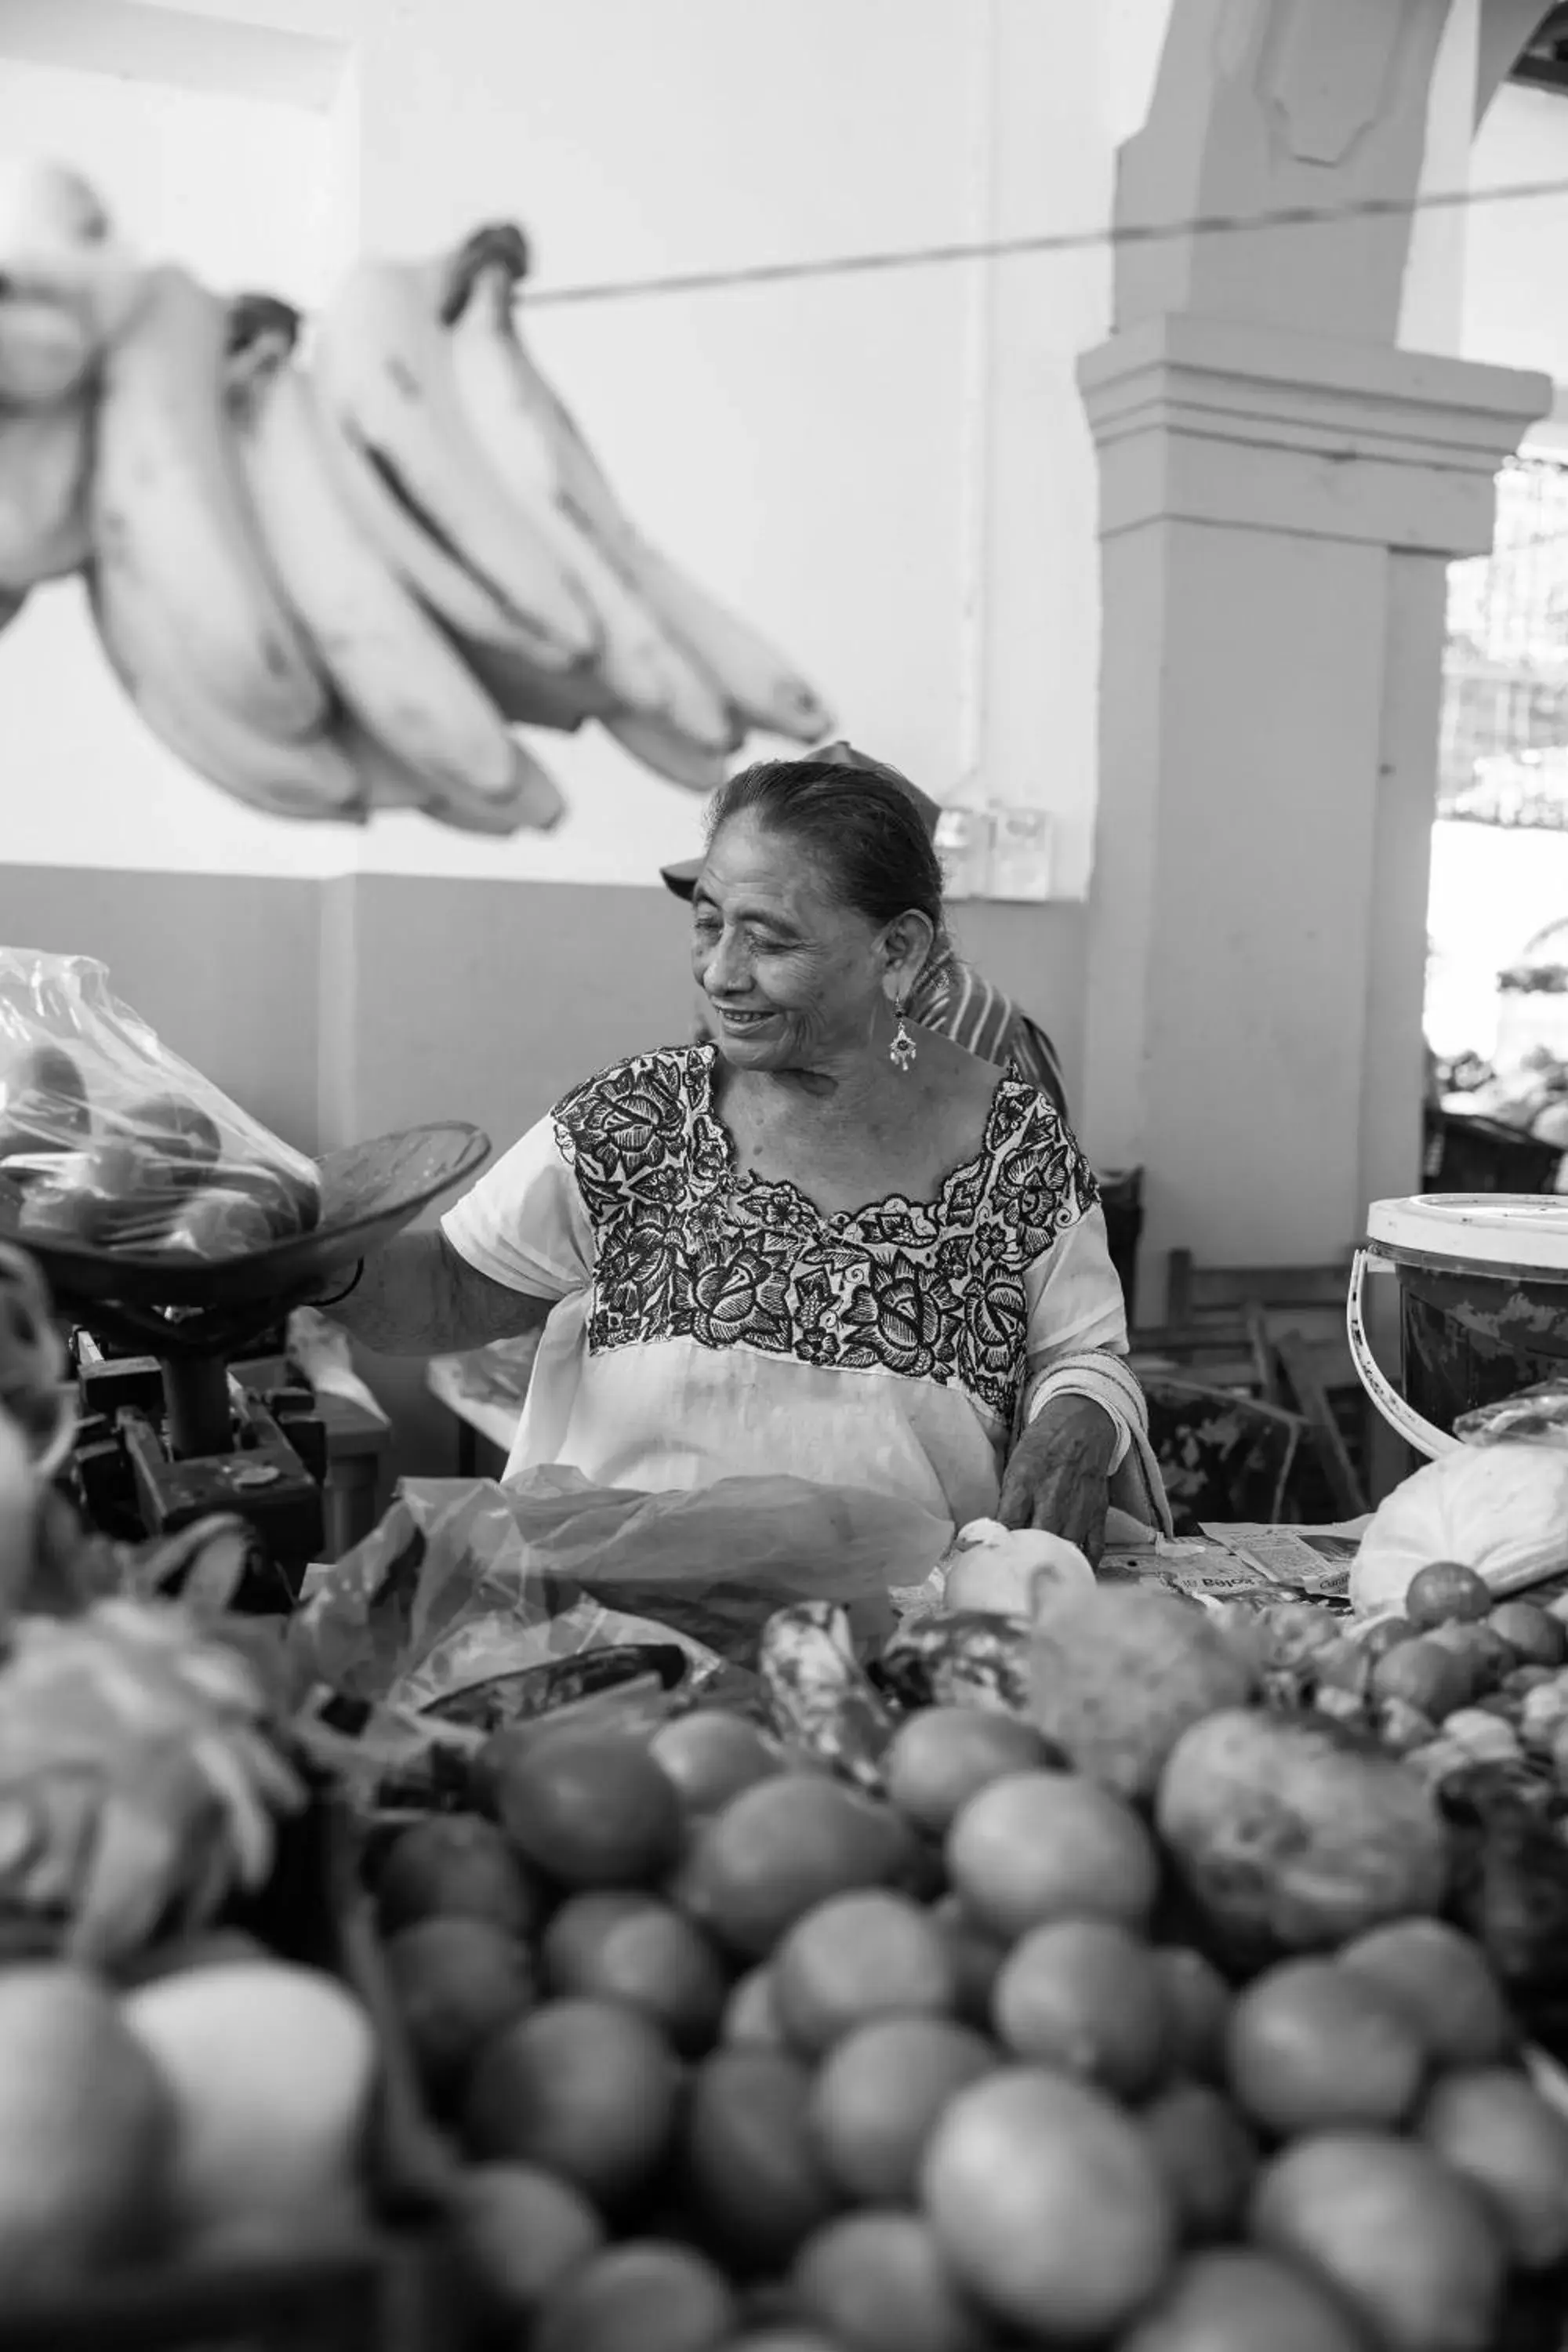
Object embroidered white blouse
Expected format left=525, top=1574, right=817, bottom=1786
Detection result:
left=441, top=1045, right=1137, bottom=1529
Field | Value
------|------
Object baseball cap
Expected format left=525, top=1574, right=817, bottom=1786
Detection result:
left=659, top=742, right=942, bottom=900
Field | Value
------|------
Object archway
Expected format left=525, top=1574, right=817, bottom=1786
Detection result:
left=1077, top=0, right=1553, bottom=1323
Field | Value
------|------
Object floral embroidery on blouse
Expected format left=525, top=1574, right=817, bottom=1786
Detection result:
left=550, top=1046, right=1098, bottom=1421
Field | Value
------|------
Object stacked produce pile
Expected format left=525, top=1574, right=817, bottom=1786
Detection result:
left=0, top=158, right=832, bottom=837
left=0, top=1449, right=400, bottom=2301
left=367, top=1581, right=1568, bottom=2352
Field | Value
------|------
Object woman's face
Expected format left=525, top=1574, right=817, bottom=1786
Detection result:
left=691, top=813, right=927, bottom=1076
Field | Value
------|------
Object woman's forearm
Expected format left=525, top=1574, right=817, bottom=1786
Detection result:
left=323, top=1229, right=554, bottom=1356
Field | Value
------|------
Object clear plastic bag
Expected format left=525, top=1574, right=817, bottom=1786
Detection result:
left=290, top=1466, right=954, bottom=1708
left=0, top=949, right=319, bottom=1261
left=1455, top=1377, right=1568, bottom=1454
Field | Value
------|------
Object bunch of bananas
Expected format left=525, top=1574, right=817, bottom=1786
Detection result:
left=0, top=163, right=834, bottom=835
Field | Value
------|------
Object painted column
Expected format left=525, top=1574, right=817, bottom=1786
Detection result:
left=1076, top=0, right=1552, bottom=1304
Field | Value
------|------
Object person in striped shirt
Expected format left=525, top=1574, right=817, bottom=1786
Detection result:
left=661, top=742, right=1070, bottom=1116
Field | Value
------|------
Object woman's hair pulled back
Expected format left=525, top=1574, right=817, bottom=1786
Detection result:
left=705, top=757, right=946, bottom=942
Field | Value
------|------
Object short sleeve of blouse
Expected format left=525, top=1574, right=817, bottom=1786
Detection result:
left=439, top=1112, right=593, bottom=1301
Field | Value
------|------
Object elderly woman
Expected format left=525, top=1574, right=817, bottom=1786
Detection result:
left=331, top=759, right=1165, bottom=1559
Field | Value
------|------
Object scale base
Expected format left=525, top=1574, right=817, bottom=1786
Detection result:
left=71, top=1337, right=325, bottom=1604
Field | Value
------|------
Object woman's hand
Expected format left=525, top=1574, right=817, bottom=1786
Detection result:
left=998, top=1395, right=1117, bottom=1565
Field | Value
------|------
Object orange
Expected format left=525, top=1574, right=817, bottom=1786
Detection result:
left=445, top=2160, right=604, bottom=2320
left=1488, top=1599, right=1567, bottom=1668
left=1339, top=1919, right=1512, bottom=2069
left=772, top=1891, right=956, bottom=2056
left=808, top=2015, right=996, bottom=2205
left=1119, top=2247, right=1364, bottom=2352
left=681, top=2049, right=840, bottom=2274
left=380, top=1917, right=532, bottom=2108
left=920, top=2066, right=1177, bottom=2338
left=677, top=1773, right=914, bottom=1959
left=930, top=1896, right=1006, bottom=2033
left=1250, top=2130, right=1506, bottom=2352
left=1156, top=1946, right=1232, bottom=2082
left=720, top=1967, right=786, bottom=2049
left=992, top=1918, right=1169, bottom=2097
left=531, top=2239, right=738, bottom=2352
left=1225, top=1959, right=1426, bottom=2136
left=541, top=1891, right=728, bottom=2056
left=882, top=1708, right=1052, bottom=1838
left=789, top=2212, right=989, bottom=2352
left=1360, top=1616, right=1418, bottom=1661
left=462, top=1996, right=680, bottom=2213
left=1405, top=1561, right=1493, bottom=1629
left=375, top=1812, right=539, bottom=1938
left=1141, top=2081, right=1258, bottom=2242
left=491, top=1730, right=684, bottom=1889
left=1370, top=1639, right=1471, bottom=1724
left=648, top=1711, right=779, bottom=1813
left=1418, top=2065, right=1568, bottom=2271
left=945, top=1769, right=1160, bottom=1941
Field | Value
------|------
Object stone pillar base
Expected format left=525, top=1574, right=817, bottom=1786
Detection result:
left=1078, top=314, right=1549, bottom=1302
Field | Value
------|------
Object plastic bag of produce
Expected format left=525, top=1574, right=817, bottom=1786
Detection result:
left=292, top=1467, right=953, bottom=1704
left=1350, top=1442, right=1568, bottom=1617
left=1455, top=1376, right=1568, bottom=1453
left=0, top=948, right=318, bottom=1259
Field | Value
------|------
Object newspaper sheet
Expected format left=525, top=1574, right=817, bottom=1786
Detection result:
left=1199, top=1519, right=1370, bottom=1601
left=1098, top=1518, right=1371, bottom=1613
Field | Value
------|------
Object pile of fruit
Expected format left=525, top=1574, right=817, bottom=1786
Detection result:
left=0, top=1046, right=320, bottom=1259
left=0, top=1944, right=380, bottom=2299
left=1237, top=1561, right=1568, bottom=1794
left=366, top=1582, right=1568, bottom=2352
left=0, top=157, right=833, bottom=837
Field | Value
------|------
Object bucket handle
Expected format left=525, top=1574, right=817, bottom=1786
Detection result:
left=1346, top=1245, right=1460, bottom=1462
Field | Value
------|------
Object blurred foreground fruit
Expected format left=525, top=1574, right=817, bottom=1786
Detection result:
left=678, top=1773, right=914, bottom=1959
left=1418, top=2065, right=1568, bottom=2270
left=1027, top=1585, right=1256, bottom=1799
left=647, top=1710, right=779, bottom=1813
left=945, top=1769, right=1159, bottom=1941
left=463, top=1996, right=681, bottom=2211
left=531, top=2238, right=739, bottom=2352
left=381, top=1915, right=532, bottom=2106
left=1142, top=2080, right=1258, bottom=2241
left=492, top=1730, right=684, bottom=1889
left=773, top=1890, right=956, bottom=2056
left=808, top=2015, right=995, bottom=2205
left=789, top=2210, right=986, bottom=2352
left=881, top=1707, right=1052, bottom=1836
left=376, top=1811, right=539, bottom=1938
left=1225, top=1958, right=1426, bottom=2135
left=681, top=2048, right=839, bottom=2273
left=1120, top=2245, right=1366, bottom=2352
left=0, top=1965, right=176, bottom=2293
left=920, top=2066, right=1177, bottom=2337
left=444, top=2160, right=605, bottom=2324
left=123, top=1960, right=376, bottom=2256
left=993, top=1917, right=1169, bottom=2096
left=1156, top=1708, right=1450, bottom=1964
left=541, top=1890, right=728, bottom=2056
left=1250, top=2129, right=1506, bottom=2352
left=1339, top=1918, right=1513, bottom=2067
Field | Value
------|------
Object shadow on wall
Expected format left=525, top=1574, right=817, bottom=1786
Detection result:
left=0, top=866, right=1087, bottom=1486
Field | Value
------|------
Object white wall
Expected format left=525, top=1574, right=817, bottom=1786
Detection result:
left=1464, top=78, right=1568, bottom=382
left=0, top=0, right=1168, bottom=893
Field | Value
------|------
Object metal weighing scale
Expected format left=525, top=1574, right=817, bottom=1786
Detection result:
left=18, top=1122, right=490, bottom=1602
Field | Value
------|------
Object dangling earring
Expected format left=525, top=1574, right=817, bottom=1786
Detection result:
left=889, top=999, right=917, bottom=1073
